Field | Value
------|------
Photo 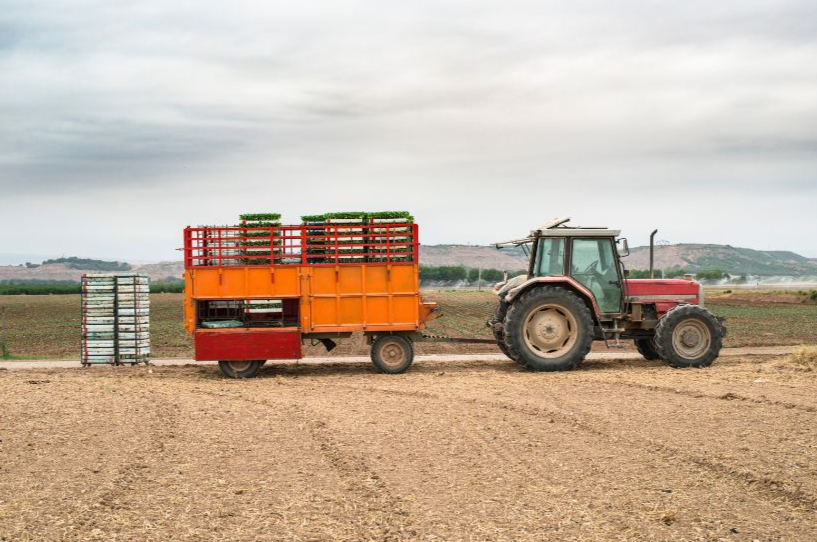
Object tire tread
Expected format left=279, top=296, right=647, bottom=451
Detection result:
left=504, top=286, right=594, bottom=372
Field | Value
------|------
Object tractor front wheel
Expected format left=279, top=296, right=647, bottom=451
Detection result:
left=371, top=335, right=414, bottom=374
left=654, top=305, right=723, bottom=368
left=504, top=287, right=594, bottom=372
left=218, top=360, right=264, bottom=379
left=634, top=338, right=660, bottom=361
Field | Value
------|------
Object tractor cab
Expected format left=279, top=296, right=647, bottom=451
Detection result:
left=494, top=218, right=630, bottom=316
left=490, top=218, right=725, bottom=372
left=528, top=220, right=626, bottom=315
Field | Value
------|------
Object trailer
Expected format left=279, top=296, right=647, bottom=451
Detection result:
left=183, top=219, right=440, bottom=377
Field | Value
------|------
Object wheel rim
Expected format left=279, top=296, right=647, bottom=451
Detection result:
left=671, top=320, right=711, bottom=359
left=523, top=303, right=578, bottom=358
left=226, top=360, right=253, bottom=373
left=378, top=339, right=407, bottom=369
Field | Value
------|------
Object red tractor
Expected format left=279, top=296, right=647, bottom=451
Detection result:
left=489, top=219, right=726, bottom=371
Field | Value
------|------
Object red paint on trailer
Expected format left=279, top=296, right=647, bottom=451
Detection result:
left=194, top=328, right=302, bottom=361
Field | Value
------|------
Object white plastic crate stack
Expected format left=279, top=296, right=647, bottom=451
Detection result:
left=81, top=274, right=150, bottom=365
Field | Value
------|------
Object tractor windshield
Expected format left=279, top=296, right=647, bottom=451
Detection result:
left=535, top=238, right=565, bottom=277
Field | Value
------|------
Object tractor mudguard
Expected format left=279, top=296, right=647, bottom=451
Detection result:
left=504, top=276, right=601, bottom=315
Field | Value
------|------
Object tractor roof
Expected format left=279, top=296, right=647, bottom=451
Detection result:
left=494, top=218, right=621, bottom=247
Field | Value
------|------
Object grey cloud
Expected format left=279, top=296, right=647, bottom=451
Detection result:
left=0, top=0, right=816, bottom=259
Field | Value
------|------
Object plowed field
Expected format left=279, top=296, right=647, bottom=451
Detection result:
left=1, top=353, right=815, bottom=542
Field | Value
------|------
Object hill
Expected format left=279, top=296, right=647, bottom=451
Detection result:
left=419, top=245, right=528, bottom=271
left=0, top=260, right=184, bottom=284
left=623, top=244, right=817, bottom=276
left=1, top=243, right=815, bottom=284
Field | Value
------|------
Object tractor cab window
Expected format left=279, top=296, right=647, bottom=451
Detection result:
left=570, top=238, right=622, bottom=313
left=535, top=237, right=565, bottom=277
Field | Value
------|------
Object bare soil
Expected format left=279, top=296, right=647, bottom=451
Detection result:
left=1, top=354, right=815, bottom=542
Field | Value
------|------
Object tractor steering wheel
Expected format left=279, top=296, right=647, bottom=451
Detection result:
left=582, top=261, right=607, bottom=292
left=583, top=261, right=601, bottom=277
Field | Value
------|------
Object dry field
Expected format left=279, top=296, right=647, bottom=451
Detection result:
left=1, top=352, right=816, bottom=542
left=1, top=289, right=817, bottom=360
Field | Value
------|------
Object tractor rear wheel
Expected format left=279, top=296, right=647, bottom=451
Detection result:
left=371, top=335, right=414, bottom=374
left=634, top=338, right=660, bottom=361
left=504, top=286, right=594, bottom=372
left=654, top=305, right=723, bottom=368
left=218, top=360, right=264, bottom=379
left=492, top=300, right=520, bottom=363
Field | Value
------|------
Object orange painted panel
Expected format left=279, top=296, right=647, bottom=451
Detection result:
left=338, top=266, right=363, bottom=295
left=189, top=270, right=219, bottom=298
left=246, top=267, right=300, bottom=297
left=392, top=295, right=418, bottom=325
left=365, top=266, right=388, bottom=294
left=391, top=265, right=417, bottom=293
left=339, top=297, right=363, bottom=325
left=311, top=297, right=337, bottom=327
left=187, top=264, right=422, bottom=333
left=311, top=267, right=337, bottom=296
left=183, top=292, right=195, bottom=334
left=187, top=267, right=301, bottom=299
left=365, top=296, right=389, bottom=325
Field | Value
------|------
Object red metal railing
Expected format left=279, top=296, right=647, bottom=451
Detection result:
left=183, top=223, right=419, bottom=268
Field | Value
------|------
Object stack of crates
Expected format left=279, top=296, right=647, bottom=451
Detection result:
left=302, top=214, right=328, bottom=264
left=326, top=212, right=367, bottom=264
left=81, top=274, right=150, bottom=365
left=368, top=211, right=414, bottom=262
left=240, top=213, right=281, bottom=265
left=197, top=224, right=241, bottom=265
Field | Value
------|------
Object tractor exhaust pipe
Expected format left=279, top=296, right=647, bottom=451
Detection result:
left=649, top=229, right=658, bottom=279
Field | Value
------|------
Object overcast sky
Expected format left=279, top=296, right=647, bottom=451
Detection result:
left=1, top=0, right=816, bottom=262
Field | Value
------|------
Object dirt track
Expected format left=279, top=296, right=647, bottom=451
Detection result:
left=1, top=355, right=816, bottom=542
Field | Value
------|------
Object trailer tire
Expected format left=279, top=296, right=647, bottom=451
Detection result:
left=504, top=286, right=594, bottom=372
left=371, top=335, right=414, bottom=374
left=218, top=360, right=264, bottom=379
left=654, top=305, right=723, bottom=368
left=492, top=300, right=520, bottom=363
left=634, top=338, right=660, bottom=361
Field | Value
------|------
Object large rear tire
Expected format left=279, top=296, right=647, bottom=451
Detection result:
left=371, top=335, right=414, bottom=374
left=634, top=338, right=660, bottom=361
left=218, top=360, right=264, bottom=379
left=654, top=305, right=723, bottom=368
left=504, top=287, right=594, bottom=372
left=492, top=300, right=520, bottom=363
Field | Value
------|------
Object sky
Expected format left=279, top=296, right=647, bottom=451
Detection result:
left=1, top=0, right=817, bottom=263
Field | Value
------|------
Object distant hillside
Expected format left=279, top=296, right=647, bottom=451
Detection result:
left=1, top=243, right=815, bottom=283
left=420, top=243, right=817, bottom=276
left=623, top=244, right=817, bottom=276
left=0, top=260, right=184, bottom=283
left=419, top=245, right=528, bottom=271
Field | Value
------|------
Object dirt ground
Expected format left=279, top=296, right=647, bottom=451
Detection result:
left=1, top=354, right=815, bottom=542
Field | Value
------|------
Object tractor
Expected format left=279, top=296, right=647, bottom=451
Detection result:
left=488, top=218, right=726, bottom=371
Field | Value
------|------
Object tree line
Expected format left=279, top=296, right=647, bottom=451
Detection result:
left=0, top=280, right=184, bottom=295
left=419, top=266, right=525, bottom=285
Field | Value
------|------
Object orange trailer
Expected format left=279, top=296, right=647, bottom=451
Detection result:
left=183, top=221, right=439, bottom=377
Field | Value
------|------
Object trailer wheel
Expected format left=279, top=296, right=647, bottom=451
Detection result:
left=218, top=360, right=264, bottom=379
left=654, top=305, right=723, bottom=368
left=634, top=338, right=660, bottom=361
left=492, top=300, right=520, bottom=363
left=504, top=286, right=594, bottom=372
left=371, top=335, right=414, bottom=374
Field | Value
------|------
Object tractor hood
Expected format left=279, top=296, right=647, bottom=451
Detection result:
left=625, top=279, right=702, bottom=305
left=493, top=274, right=527, bottom=298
